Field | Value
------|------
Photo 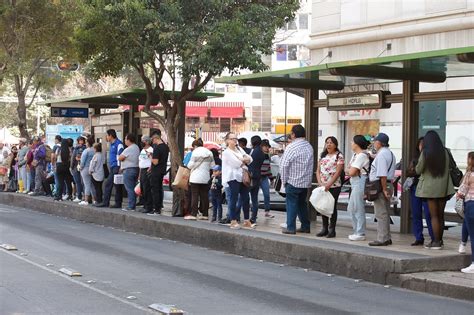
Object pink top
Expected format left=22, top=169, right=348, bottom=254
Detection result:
left=459, top=171, right=474, bottom=202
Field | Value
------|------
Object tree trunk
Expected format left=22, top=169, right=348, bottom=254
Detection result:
left=166, top=116, right=185, bottom=216
left=16, top=92, right=29, bottom=139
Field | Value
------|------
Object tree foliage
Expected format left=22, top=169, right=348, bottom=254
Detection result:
left=75, top=0, right=299, bottom=212
left=0, top=0, right=76, bottom=138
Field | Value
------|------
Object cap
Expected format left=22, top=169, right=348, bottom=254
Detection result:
left=374, top=133, right=389, bottom=146
left=212, top=165, right=221, bottom=171
left=261, top=139, right=271, bottom=147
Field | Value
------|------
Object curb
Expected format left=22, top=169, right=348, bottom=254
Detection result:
left=1, top=193, right=471, bottom=301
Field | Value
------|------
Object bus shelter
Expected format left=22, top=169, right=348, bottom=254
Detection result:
left=216, top=47, right=474, bottom=234
left=39, top=88, right=223, bottom=156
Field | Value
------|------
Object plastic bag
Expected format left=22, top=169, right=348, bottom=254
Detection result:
left=134, top=181, right=141, bottom=196
left=310, top=187, right=335, bottom=217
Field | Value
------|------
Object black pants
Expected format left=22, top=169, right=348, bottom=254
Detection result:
left=321, top=187, right=342, bottom=231
left=190, top=183, right=209, bottom=217
left=140, top=169, right=153, bottom=212
left=42, top=176, right=55, bottom=196
left=56, top=164, right=73, bottom=199
left=150, top=172, right=164, bottom=212
left=91, top=177, right=103, bottom=204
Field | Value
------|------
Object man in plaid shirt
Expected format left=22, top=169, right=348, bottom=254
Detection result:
left=279, top=125, right=314, bottom=234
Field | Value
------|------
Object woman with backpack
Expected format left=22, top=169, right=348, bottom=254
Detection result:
left=415, top=130, right=455, bottom=250
left=316, top=136, right=345, bottom=238
left=346, top=135, right=370, bottom=241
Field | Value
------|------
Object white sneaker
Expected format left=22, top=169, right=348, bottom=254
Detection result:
left=73, top=198, right=81, bottom=203
left=459, top=243, right=467, bottom=254
left=349, top=234, right=366, bottom=241
left=78, top=201, right=89, bottom=206
left=280, top=223, right=287, bottom=229
left=461, top=263, right=474, bottom=274
left=28, top=191, right=34, bottom=195
left=62, top=195, right=69, bottom=201
left=184, top=215, right=197, bottom=220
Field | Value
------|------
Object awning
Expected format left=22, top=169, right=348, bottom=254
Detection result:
left=186, top=106, right=208, bottom=117
left=210, top=107, right=244, bottom=118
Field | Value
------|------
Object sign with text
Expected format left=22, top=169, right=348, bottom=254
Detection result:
left=51, top=107, right=88, bottom=118
left=327, top=91, right=391, bottom=111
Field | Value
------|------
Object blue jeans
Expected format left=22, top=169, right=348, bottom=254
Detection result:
left=102, top=166, right=123, bottom=207
left=348, top=175, right=366, bottom=236
left=72, top=169, right=83, bottom=199
left=123, top=167, right=138, bottom=209
left=260, top=176, right=271, bottom=211
left=285, top=184, right=310, bottom=232
left=411, top=183, right=434, bottom=241
left=462, top=221, right=469, bottom=243
left=228, top=180, right=250, bottom=221
left=464, top=201, right=474, bottom=263
left=250, top=178, right=261, bottom=222
left=211, top=190, right=223, bottom=221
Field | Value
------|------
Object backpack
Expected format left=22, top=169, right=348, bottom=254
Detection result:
left=44, top=145, right=53, bottom=163
left=364, top=151, right=393, bottom=201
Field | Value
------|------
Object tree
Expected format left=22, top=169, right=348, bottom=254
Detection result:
left=0, top=0, right=76, bottom=139
left=75, top=0, right=299, bottom=212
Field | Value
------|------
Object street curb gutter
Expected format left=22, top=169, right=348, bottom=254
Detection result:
left=1, top=193, right=472, bottom=301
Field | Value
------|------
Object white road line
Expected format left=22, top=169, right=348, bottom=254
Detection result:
left=1, top=249, right=154, bottom=314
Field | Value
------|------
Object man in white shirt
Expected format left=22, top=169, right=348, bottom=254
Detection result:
left=368, top=133, right=396, bottom=246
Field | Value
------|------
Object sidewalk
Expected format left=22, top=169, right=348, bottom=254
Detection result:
left=0, top=192, right=472, bottom=301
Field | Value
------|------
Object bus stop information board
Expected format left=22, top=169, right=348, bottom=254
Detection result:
left=51, top=107, right=89, bottom=118
left=327, top=91, right=391, bottom=111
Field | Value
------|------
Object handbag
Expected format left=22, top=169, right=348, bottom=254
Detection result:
left=274, top=173, right=286, bottom=196
left=172, top=166, right=191, bottom=191
left=103, top=164, right=110, bottom=179
left=113, top=174, right=124, bottom=185
left=454, top=198, right=464, bottom=219
left=364, top=178, right=382, bottom=201
left=447, top=149, right=463, bottom=187
left=242, top=168, right=251, bottom=187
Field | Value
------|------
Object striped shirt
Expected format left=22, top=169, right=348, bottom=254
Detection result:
left=279, top=138, right=314, bottom=188
left=261, top=154, right=272, bottom=177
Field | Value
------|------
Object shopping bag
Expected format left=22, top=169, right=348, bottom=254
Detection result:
left=113, top=174, right=124, bottom=185
left=134, top=181, right=142, bottom=196
left=172, top=166, right=190, bottom=191
left=454, top=198, right=464, bottom=219
left=274, top=173, right=286, bottom=196
left=309, top=187, right=335, bottom=217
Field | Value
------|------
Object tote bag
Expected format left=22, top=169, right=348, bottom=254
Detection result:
left=172, top=166, right=190, bottom=191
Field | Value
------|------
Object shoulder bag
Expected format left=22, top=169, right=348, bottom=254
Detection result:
left=364, top=152, right=394, bottom=201
left=446, top=149, right=463, bottom=187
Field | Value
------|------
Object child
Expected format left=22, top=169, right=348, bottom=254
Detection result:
left=210, top=165, right=223, bottom=223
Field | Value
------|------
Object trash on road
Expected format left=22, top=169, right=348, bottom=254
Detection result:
left=149, top=303, right=184, bottom=315
left=59, top=268, right=82, bottom=277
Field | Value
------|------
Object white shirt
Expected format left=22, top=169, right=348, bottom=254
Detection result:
left=187, top=146, right=215, bottom=184
left=222, top=147, right=253, bottom=187
left=349, top=152, right=370, bottom=176
left=138, top=147, right=153, bottom=169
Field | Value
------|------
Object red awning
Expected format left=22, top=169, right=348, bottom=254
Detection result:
left=210, top=107, right=244, bottom=118
left=186, top=106, right=208, bottom=117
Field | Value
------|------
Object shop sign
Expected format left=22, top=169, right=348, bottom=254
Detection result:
left=338, top=109, right=380, bottom=121
left=327, top=91, right=390, bottom=111
left=51, top=107, right=89, bottom=118
left=99, top=114, right=122, bottom=125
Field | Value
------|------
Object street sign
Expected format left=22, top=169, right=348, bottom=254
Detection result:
left=51, top=107, right=89, bottom=118
left=327, top=91, right=391, bottom=111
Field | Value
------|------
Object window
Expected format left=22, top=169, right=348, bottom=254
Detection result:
left=299, top=14, right=308, bottom=30
left=220, top=118, right=231, bottom=132
left=252, top=92, right=262, bottom=99
left=288, top=45, right=297, bottom=61
left=287, top=20, right=297, bottom=30
left=238, top=86, right=247, bottom=93
left=298, top=45, right=310, bottom=61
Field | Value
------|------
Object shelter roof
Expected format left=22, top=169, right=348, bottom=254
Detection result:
left=215, top=47, right=474, bottom=89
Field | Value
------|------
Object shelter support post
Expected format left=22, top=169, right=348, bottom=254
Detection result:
left=401, top=80, right=419, bottom=234
left=305, top=86, right=319, bottom=221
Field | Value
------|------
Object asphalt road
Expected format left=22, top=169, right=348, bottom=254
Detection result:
left=1, top=205, right=473, bottom=315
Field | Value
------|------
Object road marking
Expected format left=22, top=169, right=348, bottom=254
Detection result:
left=0, top=250, right=153, bottom=313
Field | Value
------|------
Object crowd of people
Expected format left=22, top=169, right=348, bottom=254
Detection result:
left=0, top=124, right=472, bottom=273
